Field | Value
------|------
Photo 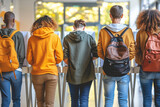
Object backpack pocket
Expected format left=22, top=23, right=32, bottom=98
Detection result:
left=103, top=57, right=130, bottom=77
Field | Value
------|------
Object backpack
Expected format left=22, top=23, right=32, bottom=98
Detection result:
left=0, top=30, right=19, bottom=79
left=142, top=32, right=160, bottom=72
left=103, top=27, right=130, bottom=77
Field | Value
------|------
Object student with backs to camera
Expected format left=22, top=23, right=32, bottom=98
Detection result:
left=97, top=5, right=135, bottom=107
left=63, top=19, right=98, bottom=107
left=27, top=15, right=63, bottom=107
left=136, top=10, right=160, bottom=107
left=0, top=11, right=25, bottom=107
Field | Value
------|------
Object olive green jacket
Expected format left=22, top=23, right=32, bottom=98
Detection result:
left=63, top=31, right=98, bottom=85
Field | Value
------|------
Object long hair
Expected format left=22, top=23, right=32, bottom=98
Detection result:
left=31, top=15, right=58, bottom=33
left=136, top=10, right=160, bottom=33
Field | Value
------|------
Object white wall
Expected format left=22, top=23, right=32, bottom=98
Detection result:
left=129, top=0, right=140, bottom=31
left=0, top=0, right=20, bottom=26
left=0, top=0, right=140, bottom=31
left=19, top=0, right=35, bottom=31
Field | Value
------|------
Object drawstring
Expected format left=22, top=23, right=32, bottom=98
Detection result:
left=0, top=69, right=3, bottom=81
left=10, top=62, right=17, bottom=80
left=13, top=70, right=17, bottom=80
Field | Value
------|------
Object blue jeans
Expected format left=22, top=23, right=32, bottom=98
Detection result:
left=68, top=81, right=92, bottom=107
left=103, top=74, right=130, bottom=107
left=0, top=70, right=22, bottom=107
left=140, top=68, right=160, bottom=107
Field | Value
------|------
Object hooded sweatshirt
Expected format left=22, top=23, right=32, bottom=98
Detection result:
left=27, top=27, right=63, bottom=75
left=63, top=31, right=98, bottom=85
left=98, top=24, right=136, bottom=61
left=0, top=28, right=25, bottom=69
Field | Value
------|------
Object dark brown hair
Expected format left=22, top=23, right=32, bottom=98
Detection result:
left=110, top=5, right=123, bottom=19
left=31, top=15, right=58, bottom=33
left=136, top=10, right=160, bottom=33
left=74, top=19, right=86, bottom=28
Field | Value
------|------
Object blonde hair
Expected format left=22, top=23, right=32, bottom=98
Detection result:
left=31, top=15, right=58, bottom=33
left=136, top=10, right=160, bottom=33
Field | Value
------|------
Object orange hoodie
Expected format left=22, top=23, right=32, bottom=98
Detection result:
left=27, top=27, right=63, bottom=75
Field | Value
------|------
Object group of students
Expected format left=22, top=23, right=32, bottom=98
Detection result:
left=0, top=4, right=160, bottom=107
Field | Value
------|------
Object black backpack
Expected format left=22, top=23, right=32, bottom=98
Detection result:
left=103, top=27, right=130, bottom=77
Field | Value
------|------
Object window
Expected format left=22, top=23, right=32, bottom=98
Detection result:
left=100, top=2, right=129, bottom=25
left=65, top=6, right=99, bottom=23
left=35, top=1, right=130, bottom=40
left=35, top=2, right=64, bottom=25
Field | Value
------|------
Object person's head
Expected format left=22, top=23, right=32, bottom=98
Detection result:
left=110, top=5, right=123, bottom=23
left=73, top=19, right=86, bottom=31
left=31, top=15, right=58, bottom=33
left=136, top=10, right=160, bottom=33
left=3, top=11, right=15, bottom=28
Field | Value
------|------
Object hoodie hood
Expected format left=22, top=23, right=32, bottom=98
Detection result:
left=33, top=27, right=54, bottom=38
left=0, top=28, right=14, bottom=37
left=106, top=24, right=127, bottom=32
left=67, top=31, right=86, bottom=42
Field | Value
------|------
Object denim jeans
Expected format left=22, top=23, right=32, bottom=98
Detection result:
left=0, top=70, right=22, bottom=107
left=68, top=81, right=92, bottom=107
left=103, top=74, right=130, bottom=107
left=140, top=68, right=160, bottom=107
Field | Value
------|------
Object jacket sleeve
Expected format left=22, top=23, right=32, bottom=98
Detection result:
left=97, top=30, right=105, bottom=59
left=55, top=36, right=63, bottom=64
left=90, top=36, right=98, bottom=58
left=27, top=38, right=33, bottom=65
left=135, top=31, right=142, bottom=65
left=17, top=32, right=25, bottom=68
left=63, top=37, right=69, bottom=59
left=128, top=28, right=136, bottom=60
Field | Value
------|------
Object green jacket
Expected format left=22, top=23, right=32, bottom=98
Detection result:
left=0, top=28, right=25, bottom=68
left=63, top=31, right=98, bottom=85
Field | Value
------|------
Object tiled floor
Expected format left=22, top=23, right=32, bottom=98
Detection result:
left=0, top=73, right=156, bottom=107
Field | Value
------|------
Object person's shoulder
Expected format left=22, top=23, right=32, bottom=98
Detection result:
left=14, top=30, right=24, bottom=37
left=86, top=33, right=94, bottom=40
left=123, top=27, right=133, bottom=34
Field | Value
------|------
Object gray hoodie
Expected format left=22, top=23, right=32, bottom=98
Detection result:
left=63, top=31, right=98, bottom=85
left=106, top=23, right=127, bottom=32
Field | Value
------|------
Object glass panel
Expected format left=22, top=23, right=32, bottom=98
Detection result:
left=35, top=2, right=64, bottom=25
left=65, top=6, right=99, bottom=23
left=100, top=2, right=129, bottom=25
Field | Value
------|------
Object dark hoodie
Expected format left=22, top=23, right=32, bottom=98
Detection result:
left=0, top=28, right=25, bottom=68
left=63, top=31, right=98, bottom=85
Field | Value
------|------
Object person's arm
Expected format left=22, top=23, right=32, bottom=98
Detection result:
left=63, top=37, right=69, bottom=64
left=97, top=30, right=105, bottom=59
left=27, top=38, right=33, bottom=65
left=135, top=31, right=142, bottom=65
left=128, top=28, right=136, bottom=60
left=17, top=32, right=25, bottom=68
left=55, top=35, right=63, bottom=64
left=90, top=36, right=98, bottom=60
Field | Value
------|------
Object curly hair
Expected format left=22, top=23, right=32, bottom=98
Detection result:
left=31, top=15, right=58, bottom=33
left=74, top=19, right=86, bottom=28
left=136, top=10, right=160, bottom=33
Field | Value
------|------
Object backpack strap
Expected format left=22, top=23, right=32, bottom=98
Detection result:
left=10, top=30, right=19, bottom=39
left=103, top=27, right=115, bottom=38
left=119, top=27, right=129, bottom=37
